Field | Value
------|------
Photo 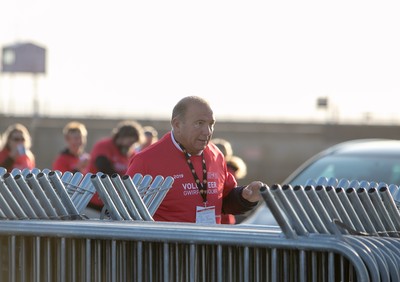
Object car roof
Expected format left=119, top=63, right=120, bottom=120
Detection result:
left=321, top=138, right=400, bottom=156
left=283, top=138, right=400, bottom=183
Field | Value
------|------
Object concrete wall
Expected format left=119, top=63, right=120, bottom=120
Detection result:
left=1, top=115, right=399, bottom=186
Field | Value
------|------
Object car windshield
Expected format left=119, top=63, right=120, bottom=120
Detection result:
left=288, top=155, right=400, bottom=187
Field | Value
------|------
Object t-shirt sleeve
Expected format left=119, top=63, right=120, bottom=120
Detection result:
left=222, top=169, right=237, bottom=197
left=222, top=186, right=258, bottom=215
left=126, top=154, right=146, bottom=176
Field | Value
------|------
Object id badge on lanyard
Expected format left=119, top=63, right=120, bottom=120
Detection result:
left=196, top=205, right=216, bottom=224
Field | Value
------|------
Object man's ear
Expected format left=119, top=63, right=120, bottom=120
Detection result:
left=171, top=117, right=181, bottom=131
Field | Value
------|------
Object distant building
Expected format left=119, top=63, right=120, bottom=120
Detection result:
left=1, top=42, right=46, bottom=74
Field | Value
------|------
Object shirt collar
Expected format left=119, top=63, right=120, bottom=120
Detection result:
left=171, top=131, right=183, bottom=152
left=171, top=131, right=203, bottom=156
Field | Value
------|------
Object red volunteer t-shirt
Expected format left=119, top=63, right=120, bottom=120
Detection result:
left=86, top=138, right=131, bottom=176
left=126, top=132, right=237, bottom=224
left=52, top=150, right=80, bottom=173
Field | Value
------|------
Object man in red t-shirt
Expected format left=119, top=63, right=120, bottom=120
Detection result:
left=126, top=96, right=263, bottom=224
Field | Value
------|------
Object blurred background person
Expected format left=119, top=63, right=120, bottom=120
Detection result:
left=137, top=125, right=159, bottom=151
left=211, top=137, right=247, bottom=224
left=212, top=137, right=233, bottom=159
left=227, top=155, right=247, bottom=181
left=86, top=120, right=144, bottom=211
left=52, top=121, right=90, bottom=173
left=0, top=123, right=36, bottom=172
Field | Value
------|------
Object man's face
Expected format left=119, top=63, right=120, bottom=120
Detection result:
left=174, top=103, right=215, bottom=155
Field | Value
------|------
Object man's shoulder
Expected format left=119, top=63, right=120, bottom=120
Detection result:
left=206, top=142, right=224, bottom=157
left=137, top=134, right=172, bottom=156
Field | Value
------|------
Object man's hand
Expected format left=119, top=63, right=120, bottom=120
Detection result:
left=241, top=181, right=264, bottom=202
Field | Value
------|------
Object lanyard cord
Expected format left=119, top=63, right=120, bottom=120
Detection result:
left=178, top=143, right=208, bottom=203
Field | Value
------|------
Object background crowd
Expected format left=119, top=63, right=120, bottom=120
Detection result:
left=0, top=98, right=251, bottom=224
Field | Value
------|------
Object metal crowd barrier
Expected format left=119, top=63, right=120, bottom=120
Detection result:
left=260, top=177, right=400, bottom=238
left=90, top=172, right=174, bottom=221
left=260, top=176, right=400, bottom=281
left=0, top=220, right=370, bottom=282
left=0, top=167, right=173, bottom=221
left=1, top=168, right=400, bottom=281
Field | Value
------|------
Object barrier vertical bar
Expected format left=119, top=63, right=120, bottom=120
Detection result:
left=2, top=173, right=37, bottom=218
left=121, top=175, right=153, bottom=221
left=14, top=174, right=48, bottom=219
left=110, top=174, right=142, bottom=220
left=0, top=178, right=27, bottom=219
left=37, top=172, right=69, bottom=217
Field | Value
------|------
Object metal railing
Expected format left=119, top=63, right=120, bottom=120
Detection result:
left=0, top=220, right=369, bottom=282
left=1, top=169, right=400, bottom=281
left=260, top=177, right=400, bottom=238
left=90, top=173, right=173, bottom=220
left=0, top=168, right=173, bottom=221
left=260, top=176, right=400, bottom=281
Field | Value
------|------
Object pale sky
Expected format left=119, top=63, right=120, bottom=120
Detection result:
left=1, top=0, right=400, bottom=124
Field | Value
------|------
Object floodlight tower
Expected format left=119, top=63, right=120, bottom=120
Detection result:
left=1, top=42, right=46, bottom=117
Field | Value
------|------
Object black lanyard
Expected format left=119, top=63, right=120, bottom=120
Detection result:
left=178, top=143, right=208, bottom=203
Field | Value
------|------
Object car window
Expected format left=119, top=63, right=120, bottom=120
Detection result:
left=288, top=155, right=400, bottom=187
left=390, top=164, right=400, bottom=184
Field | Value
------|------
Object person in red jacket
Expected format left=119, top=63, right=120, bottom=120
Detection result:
left=52, top=121, right=90, bottom=174
left=0, top=123, right=35, bottom=172
left=126, top=96, right=263, bottom=224
left=86, top=120, right=144, bottom=210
